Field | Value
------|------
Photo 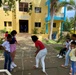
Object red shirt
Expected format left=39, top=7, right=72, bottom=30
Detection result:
left=35, top=40, right=45, bottom=51
left=5, top=33, right=8, bottom=37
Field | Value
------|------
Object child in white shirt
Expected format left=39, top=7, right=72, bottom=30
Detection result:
left=0, top=34, right=12, bottom=72
left=57, top=38, right=70, bottom=58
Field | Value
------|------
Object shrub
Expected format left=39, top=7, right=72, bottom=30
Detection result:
left=0, top=28, right=6, bottom=33
left=32, top=28, right=38, bottom=34
left=0, top=38, right=4, bottom=44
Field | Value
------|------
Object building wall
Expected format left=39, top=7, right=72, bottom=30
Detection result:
left=31, top=0, right=47, bottom=34
left=0, top=0, right=64, bottom=39
left=0, top=7, right=12, bottom=31
left=48, top=20, right=62, bottom=39
left=14, top=0, right=47, bottom=34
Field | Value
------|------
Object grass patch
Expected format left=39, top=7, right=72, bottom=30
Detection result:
left=42, top=39, right=62, bottom=44
left=0, top=50, right=3, bottom=54
left=0, top=38, right=4, bottom=54
left=54, top=47, right=63, bottom=51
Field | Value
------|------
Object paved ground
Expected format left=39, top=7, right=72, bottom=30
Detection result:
left=0, top=33, right=70, bottom=75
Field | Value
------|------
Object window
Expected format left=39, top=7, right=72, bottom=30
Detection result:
left=35, top=22, right=41, bottom=27
left=4, top=22, right=7, bottom=27
left=19, top=2, right=28, bottom=12
left=8, top=22, right=12, bottom=26
left=35, top=7, right=41, bottom=13
left=53, top=23, right=56, bottom=27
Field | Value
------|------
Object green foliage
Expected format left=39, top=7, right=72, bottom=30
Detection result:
left=54, top=46, right=63, bottom=51
left=43, top=38, right=62, bottom=44
left=69, top=0, right=75, bottom=5
left=32, top=28, right=38, bottom=34
left=0, top=50, right=3, bottom=54
left=0, top=0, right=2, bottom=7
left=29, top=3, right=32, bottom=11
left=0, top=38, right=4, bottom=53
left=67, top=0, right=76, bottom=10
left=0, top=38, right=4, bottom=44
left=57, top=33, right=70, bottom=43
left=63, top=18, right=72, bottom=31
left=0, top=0, right=21, bottom=11
left=57, top=35, right=64, bottom=43
left=0, top=28, right=6, bottom=33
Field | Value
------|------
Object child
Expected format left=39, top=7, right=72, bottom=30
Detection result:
left=4, top=31, right=8, bottom=41
left=57, top=38, right=70, bottom=58
left=10, top=30, right=18, bottom=69
left=31, top=35, right=47, bottom=74
left=0, top=34, right=12, bottom=72
left=69, top=41, right=76, bottom=75
left=61, top=34, right=76, bottom=68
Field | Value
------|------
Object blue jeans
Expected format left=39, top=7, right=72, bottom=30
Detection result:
left=64, top=50, right=71, bottom=66
left=4, top=52, right=11, bottom=72
left=71, top=61, right=76, bottom=75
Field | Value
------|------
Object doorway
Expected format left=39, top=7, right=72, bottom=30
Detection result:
left=19, top=20, right=28, bottom=33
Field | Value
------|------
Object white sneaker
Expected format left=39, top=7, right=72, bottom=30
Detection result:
left=12, top=62, right=17, bottom=67
left=58, top=55, right=63, bottom=58
left=11, top=64, right=14, bottom=69
left=57, top=54, right=59, bottom=57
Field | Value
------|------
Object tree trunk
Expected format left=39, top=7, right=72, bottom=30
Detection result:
left=49, top=7, right=55, bottom=40
left=74, top=7, right=76, bottom=33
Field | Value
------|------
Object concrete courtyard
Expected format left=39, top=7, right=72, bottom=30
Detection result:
left=0, top=33, right=70, bottom=75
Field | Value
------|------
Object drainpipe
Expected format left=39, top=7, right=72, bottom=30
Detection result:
left=61, top=0, right=66, bottom=37
left=46, top=0, right=50, bottom=33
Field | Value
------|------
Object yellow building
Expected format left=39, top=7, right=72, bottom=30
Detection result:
left=0, top=0, right=65, bottom=39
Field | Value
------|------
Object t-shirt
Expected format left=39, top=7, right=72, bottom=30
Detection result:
left=69, top=48, right=76, bottom=61
left=65, top=42, right=69, bottom=48
left=69, top=40, right=76, bottom=50
left=5, top=33, right=8, bottom=37
left=35, top=40, right=45, bottom=50
left=63, top=42, right=69, bottom=49
left=2, top=41, right=10, bottom=52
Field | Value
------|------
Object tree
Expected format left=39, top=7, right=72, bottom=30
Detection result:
left=0, top=0, right=20, bottom=11
left=63, top=18, right=73, bottom=31
left=67, top=0, right=76, bottom=33
left=49, top=0, right=71, bottom=39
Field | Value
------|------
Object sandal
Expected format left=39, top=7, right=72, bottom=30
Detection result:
left=61, top=65, right=68, bottom=68
left=33, top=65, right=38, bottom=69
left=69, top=72, right=72, bottom=75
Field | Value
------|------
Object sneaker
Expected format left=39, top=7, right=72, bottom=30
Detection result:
left=57, top=54, right=60, bottom=57
left=11, top=65, right=14, bottom=69
left=58, top=55, right=63, bottom=58
left=11, top=62, right=17, bottom=67
left=42, top=71, right=48, bottom=75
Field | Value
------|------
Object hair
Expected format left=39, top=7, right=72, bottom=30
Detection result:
left=11, top=30, right=17, bottom=36
left=71, top=41, right=76, bottom=45
left=7, top=34, right=12, bottom=39
left=72, top=34, right=76, bottom=38
left=6, top=31, right=8, bottom=33
left=67, top=38, right=71, bottom=41
left=31, top=35, right=38, bottom=42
